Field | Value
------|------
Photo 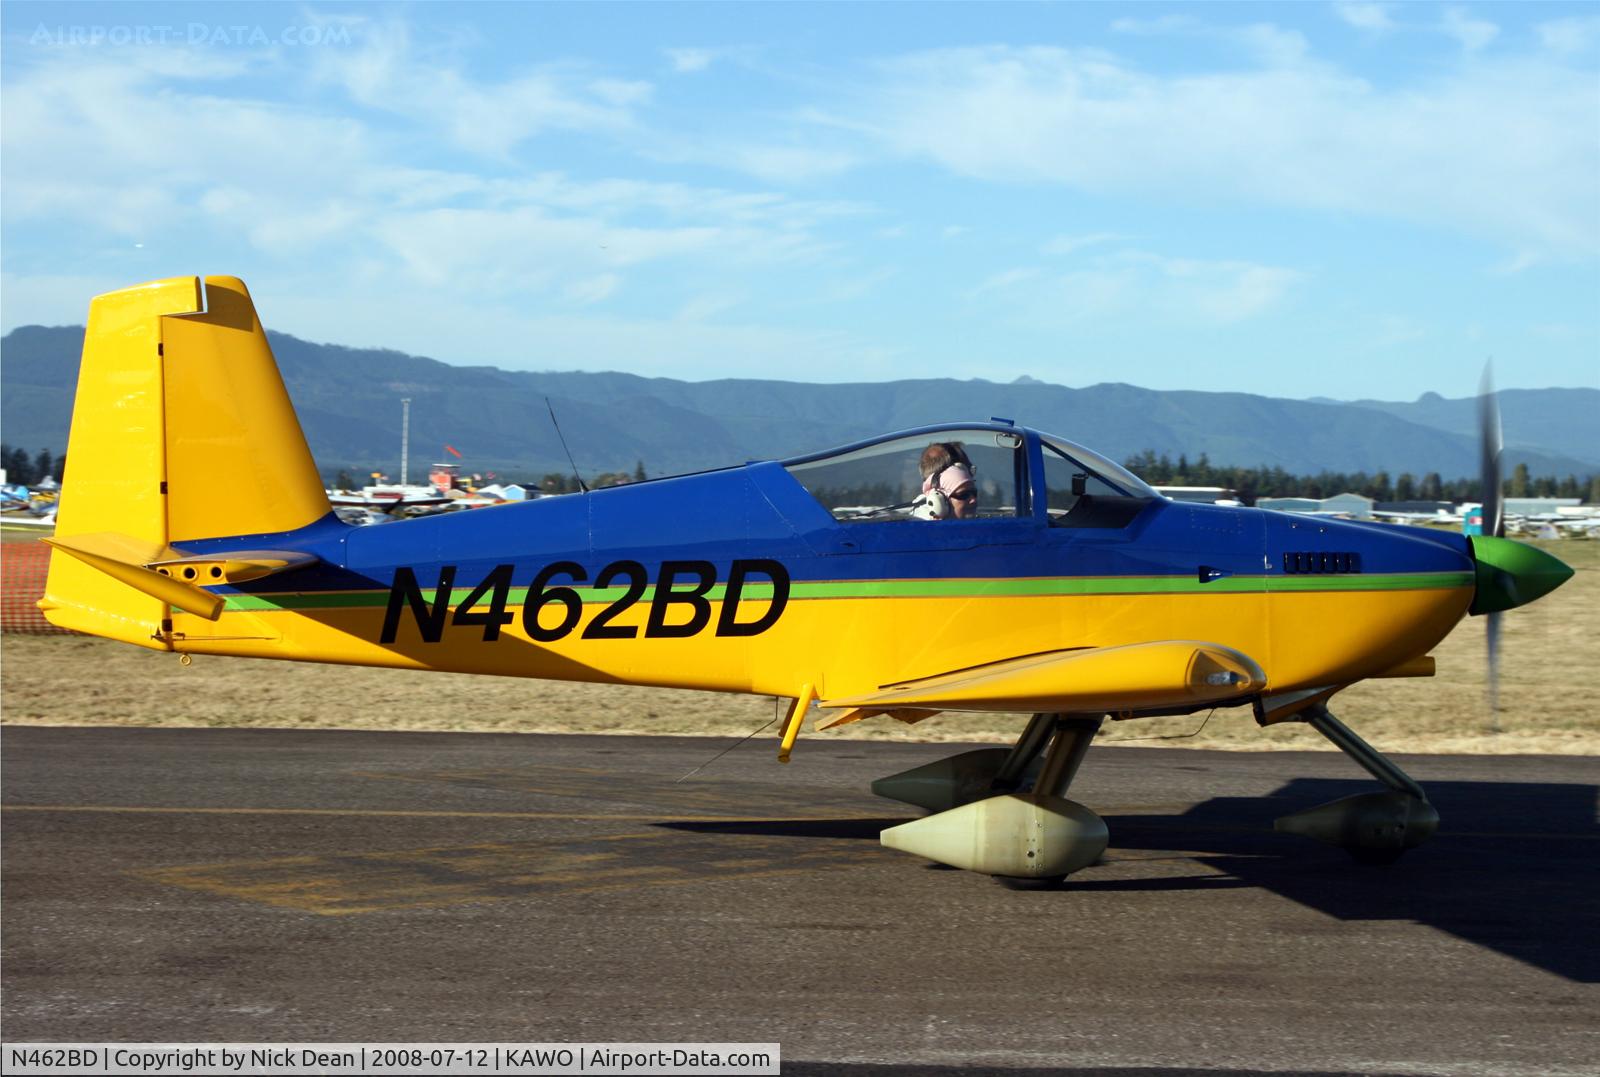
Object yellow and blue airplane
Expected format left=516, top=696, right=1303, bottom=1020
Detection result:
left=40, top=276, right=1573, bottom=880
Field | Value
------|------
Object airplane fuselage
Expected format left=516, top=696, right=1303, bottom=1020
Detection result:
left=169, top=455, right=1476, bottom=709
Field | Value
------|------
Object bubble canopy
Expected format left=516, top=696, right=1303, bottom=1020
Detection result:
left=780, top=422, right=1157, bottom=522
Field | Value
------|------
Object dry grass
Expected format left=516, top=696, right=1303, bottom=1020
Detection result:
left=3, top=540, right=1596, bottom=755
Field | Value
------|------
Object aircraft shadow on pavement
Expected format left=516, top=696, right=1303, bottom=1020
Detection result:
left=1101, top=776, right=1599, bottom=984
left=666, top=777, right=1599, bottom=984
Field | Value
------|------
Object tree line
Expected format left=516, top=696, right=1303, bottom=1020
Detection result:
left=1123, top=450, right=1599, bottom=506
left=536, top=461, right=648, bottom=494
left=1, top=444, right=63, bottom=486
left=8, top=440, right=1595, bottom=506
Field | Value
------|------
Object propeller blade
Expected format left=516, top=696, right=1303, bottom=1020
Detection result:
left=1485, top=610, right=1501, bottom=727
left=1478, top=362, right=1503, bottom=540
left=1479, top=361, right=1504, bottom=727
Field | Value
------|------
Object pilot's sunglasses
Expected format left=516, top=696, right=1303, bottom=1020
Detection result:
left=950, top=489, right=977, bottom=503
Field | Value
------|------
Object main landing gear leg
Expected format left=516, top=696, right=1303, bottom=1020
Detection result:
left=1274, top=703, right=1439, bottom=864
left=988, top=711, right=1056, bottom=793
left=874, top=713, right=1109, bottom=879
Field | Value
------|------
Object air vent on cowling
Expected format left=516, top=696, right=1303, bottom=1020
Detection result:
left=1283, top=551, right=1360, bottom=574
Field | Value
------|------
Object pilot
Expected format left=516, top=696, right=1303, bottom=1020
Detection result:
left=912, top=442, right=978, bottom=520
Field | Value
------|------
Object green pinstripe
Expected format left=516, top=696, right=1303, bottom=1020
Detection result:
left=215, top=571, right=1476, bottom=613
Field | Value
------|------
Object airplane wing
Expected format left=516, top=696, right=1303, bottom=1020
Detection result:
left=820, top=641, right=1266, bottom=715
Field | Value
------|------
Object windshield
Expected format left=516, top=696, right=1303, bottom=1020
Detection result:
left=1037, top=434, right=1159, bottom=499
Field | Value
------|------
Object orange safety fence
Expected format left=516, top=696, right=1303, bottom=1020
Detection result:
left=2, top=541, right=71, bottom=633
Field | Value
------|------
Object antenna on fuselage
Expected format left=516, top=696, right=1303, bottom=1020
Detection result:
left=545, top=397, right=589, bottom=493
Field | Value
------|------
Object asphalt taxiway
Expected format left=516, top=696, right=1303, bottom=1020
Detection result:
left=3, top=726, right=1597, bottom=1074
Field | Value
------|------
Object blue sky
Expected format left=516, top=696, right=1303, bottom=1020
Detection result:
left=2, top=1, right=1596, bottom=399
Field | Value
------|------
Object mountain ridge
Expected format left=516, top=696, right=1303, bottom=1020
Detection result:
left=3, top=324, right=1595, bottom=482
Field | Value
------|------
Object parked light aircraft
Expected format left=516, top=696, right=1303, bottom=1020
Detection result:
left=40, top=277, right=1574, bottom=879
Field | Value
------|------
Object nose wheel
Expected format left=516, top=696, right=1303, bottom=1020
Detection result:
left=1273, top=704, right=1438, bottom=863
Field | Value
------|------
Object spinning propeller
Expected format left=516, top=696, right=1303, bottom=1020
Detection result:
left=1478, top=364, right=1504, bottom=720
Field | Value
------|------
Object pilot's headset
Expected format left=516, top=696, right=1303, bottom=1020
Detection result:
left=912, top=443, right=975, bottom=520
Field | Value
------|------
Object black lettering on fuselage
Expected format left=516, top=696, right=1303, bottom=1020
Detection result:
left=581, top=560, right=648, bottom=639
left=380, top=565, right=456, bottom=643
left=522, top=560, right=587, bottom=641
left=452, top=563, right=515, bottom=640
left=646, top=560, right=716, bottom=638
left=378, top=558, right=791, bottom=644
left=718, top=558, right=790, bottom=636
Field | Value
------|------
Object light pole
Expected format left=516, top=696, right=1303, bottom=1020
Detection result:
left=400, top=397, right=411, bottom=487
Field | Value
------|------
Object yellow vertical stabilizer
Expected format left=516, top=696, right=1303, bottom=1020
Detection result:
left=41, top=276, right=331, bottom=647
left=163, top=277, right=329, bottom=542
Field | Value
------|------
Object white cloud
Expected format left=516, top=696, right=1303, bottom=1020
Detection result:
left=309, top=19, right=649, bottom=156
left=6, top=11, right=1593, bottom=394
left=1112, top=252, right=1301, bottom=324
left=565, top=274, right=622, bottom=304
left=815, top=267, right=898, bottom=303
left=590, top=78, right=653, bottom=107
left=1111, top=15, right=1307, bottom=65
left=1491, top=250, right=1542, bottom=276
left=265, top=287, right=901, bottom=381
left=1, top=272, right=135, bottom=328
left=723, top=144, right=858, bottom=183
left=0, top=33, right=849, bottom=264
left=1333, top=3, right=1394, bottom=34
left=1180, top=261, right=1300, bottom=323
left=1, top=54, right=376, bottom=242
left=470, top=173, right=858, bottom=232
left=1538, top=16, right=1600, bottom=55
left=0, top=27, right=867, bottom=374
left=1234, top=24, right=1310, bottom=66
left=666, top=48, right=714, bottom=73
left=248, top=202, right=366, bottom=257
left=634, top=123, right=862, bottom=185
left=968, top=267, right=1040, bottom=297
left=676, top=292, right=742, bottom=322
left=841, top=45, right=1598, bottom=258
left=1110, top=16, right=1198, bottom=37
left=367, top=205, right=817, bottom=296
left=1440, top=7, right=1499, bottom=52
left=968, top=248, right=1301, bottom=327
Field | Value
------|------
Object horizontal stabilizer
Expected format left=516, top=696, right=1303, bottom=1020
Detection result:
left=821, top=640, right=1266, bottom=715
left=45, top=534, right=223, bottom=620
left=147, top=549, right=319, bottom=585
left=43, top=534, right=319, bottom=622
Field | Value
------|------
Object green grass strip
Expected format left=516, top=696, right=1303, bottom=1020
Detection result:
left=217, top=571, right=1473, bottom=612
